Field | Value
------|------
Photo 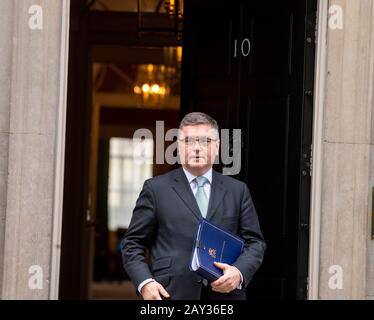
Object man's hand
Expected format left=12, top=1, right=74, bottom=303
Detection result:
left=140, top=280, right=170, bottom=300
left=210, top=262, right=241, bottom=293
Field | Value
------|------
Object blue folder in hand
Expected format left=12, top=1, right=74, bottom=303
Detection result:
left=189, top=219, right=244, bottom=283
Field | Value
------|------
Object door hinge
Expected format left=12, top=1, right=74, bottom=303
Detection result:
left=315, top=11, right=318, bottom=45
left=301, top=144, right=313, bottom=177
left=309, top=144, right=313, bottom=177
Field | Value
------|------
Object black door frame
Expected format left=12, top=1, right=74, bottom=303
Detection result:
left=296, top=0, right=317, bottom=299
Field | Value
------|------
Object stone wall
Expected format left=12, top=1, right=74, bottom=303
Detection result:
left=317, top=0, right=374, bottom=299
left=0, top=0, right=69, bottom=299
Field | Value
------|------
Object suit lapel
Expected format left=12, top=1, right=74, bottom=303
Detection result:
left=206, top=170, right=227, bottom=221
left=171, top=167, right=202, bottom=220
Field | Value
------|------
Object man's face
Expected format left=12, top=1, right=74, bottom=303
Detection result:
left=178, top=124, right=220, bottom=174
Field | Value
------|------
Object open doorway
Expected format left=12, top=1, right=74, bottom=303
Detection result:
left=59, top=0, right=182, bottom=299
left=88, top=46, right=181, bottom=299
left=59, top=0, right=316, bottom=300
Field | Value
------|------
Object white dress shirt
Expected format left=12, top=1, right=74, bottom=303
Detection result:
left=182, top=167, right=212, bottom=199
left=137, top=167, right=243, bottom=294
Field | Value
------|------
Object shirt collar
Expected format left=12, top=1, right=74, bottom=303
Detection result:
left=182, top=167, right=212, bottom=184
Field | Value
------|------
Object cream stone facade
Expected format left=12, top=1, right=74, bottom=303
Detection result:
left=0, top=0, right=373, bottom=299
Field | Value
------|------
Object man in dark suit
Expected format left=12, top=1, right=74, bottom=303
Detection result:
left=121, top=112, right=266, bottom=300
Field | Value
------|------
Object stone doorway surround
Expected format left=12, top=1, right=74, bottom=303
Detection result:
left=0, top=0, right=69, bottom=299
left=309, top=0, right=374, bottom=300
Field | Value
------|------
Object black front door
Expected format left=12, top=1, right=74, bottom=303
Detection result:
left=181, top=0, right=316, bottom=299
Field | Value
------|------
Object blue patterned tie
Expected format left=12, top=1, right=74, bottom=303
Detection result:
left=195, top=176, right=209, bottom=218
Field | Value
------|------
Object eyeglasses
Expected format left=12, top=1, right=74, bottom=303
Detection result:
left=179, top=136, right=217, bottom=147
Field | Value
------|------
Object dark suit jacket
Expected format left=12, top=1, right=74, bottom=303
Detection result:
left=121, top=167, right=266, bottom=300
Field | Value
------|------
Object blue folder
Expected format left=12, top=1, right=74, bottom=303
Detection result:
left=189, top=219, right=244, bottom=283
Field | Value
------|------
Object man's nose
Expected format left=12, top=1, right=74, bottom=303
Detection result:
left=193, top=141, right=202, bottom=151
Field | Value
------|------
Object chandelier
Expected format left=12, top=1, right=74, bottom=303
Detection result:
left=133, top=47, right=182, bottom=104
left=133, top=64, right=170, bottom=102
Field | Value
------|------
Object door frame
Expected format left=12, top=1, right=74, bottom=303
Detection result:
left=49, top=0, right=71, bottom=300
left=49, top=0, right=70, bottom=300
left=307, top=0, right=328, bottom=300
left=49, top=0, right=328, bottom=300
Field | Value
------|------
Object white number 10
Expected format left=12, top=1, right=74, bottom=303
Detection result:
left=234, top=38, right=251, bottom=58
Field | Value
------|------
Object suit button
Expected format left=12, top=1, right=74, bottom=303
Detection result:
left=197, top=278, right=208, bottom=286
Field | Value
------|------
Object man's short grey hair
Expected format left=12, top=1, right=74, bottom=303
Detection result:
left=179, top=112, right=219, bottom=131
